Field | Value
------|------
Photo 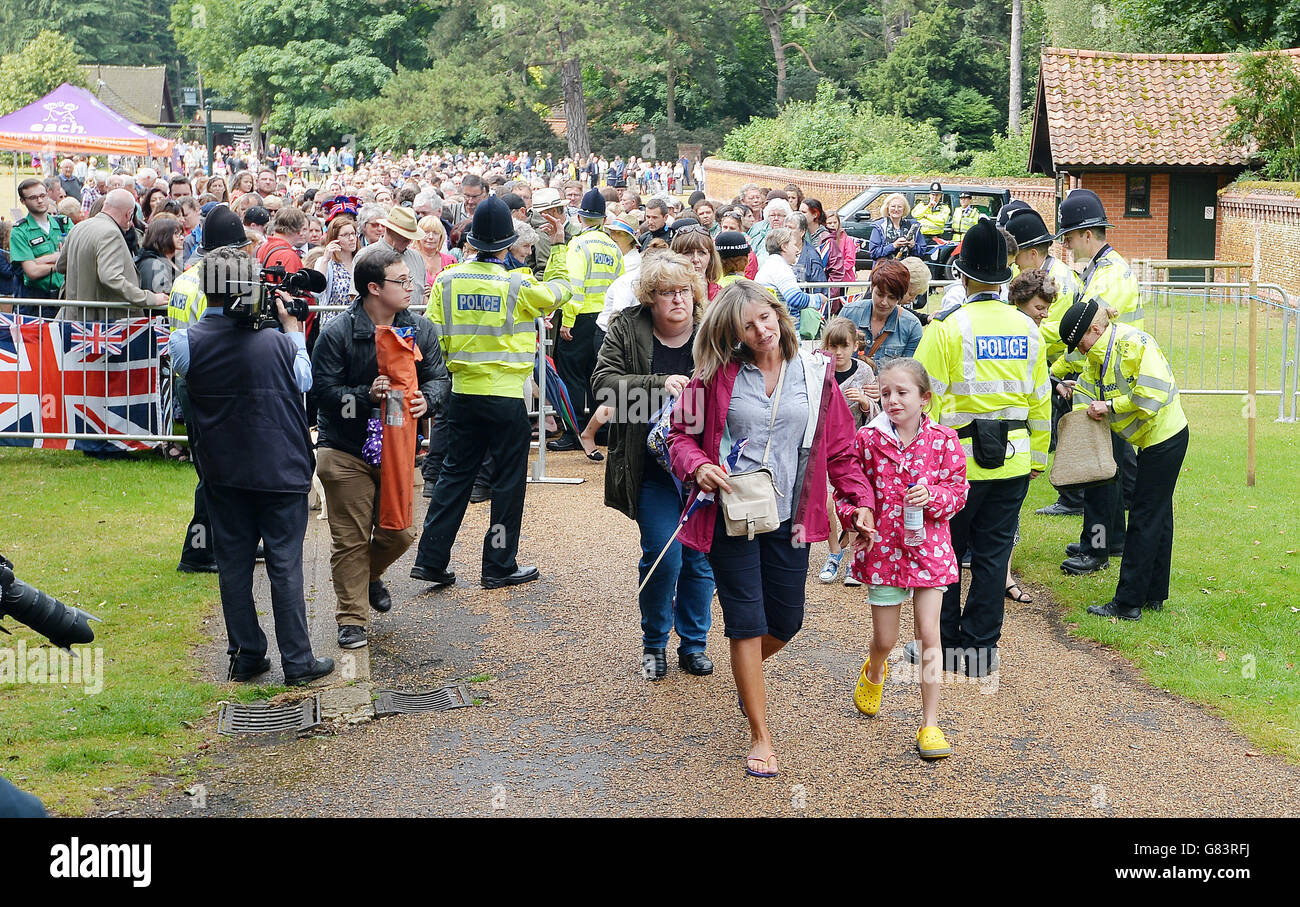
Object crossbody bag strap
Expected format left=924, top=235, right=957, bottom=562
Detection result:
left=759, top=358, right=787, bottom=469
left=865, top=329, right=892, bottom=360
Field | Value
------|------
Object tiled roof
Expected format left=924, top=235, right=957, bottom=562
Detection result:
left=80, top=64, right=175, bottom=125
left=1033, top=47, right=1296, bottom=168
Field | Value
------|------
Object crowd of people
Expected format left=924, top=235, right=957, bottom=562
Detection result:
left=1, top=142, right=1189, bottom=778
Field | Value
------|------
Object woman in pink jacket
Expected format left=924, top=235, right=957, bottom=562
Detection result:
left=669, top=280, right=875, bottom=780
left=834, top=358, right=969, bottom=759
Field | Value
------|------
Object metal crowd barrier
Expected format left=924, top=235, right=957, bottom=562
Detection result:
left=796, top=278, right=1299, bottom=423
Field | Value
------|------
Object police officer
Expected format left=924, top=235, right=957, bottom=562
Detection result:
left=1050, top=189, right=1143, bottom=573
left=169, top=246, right=334, bottom=686
left=912, top=181, right=951, bottom=240
left=951, top=190, right=980, bottom=243
left=410, top=197, right=571, bottom=588
left=169, top=206, right=254, bottom=574
left=913, top=218, right=1050, bottom=677
left=1056, top=299, right=1189, bottom=620
left=550, top=188, right=623, bottom=451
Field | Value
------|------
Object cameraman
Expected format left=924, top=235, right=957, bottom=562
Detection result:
left=168, top=247, right=334, bottom=686
left=312, top=247, right=449, bottom=650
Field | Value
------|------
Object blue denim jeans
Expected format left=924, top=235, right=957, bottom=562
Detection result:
left=637, top=464, right=714, bottom=654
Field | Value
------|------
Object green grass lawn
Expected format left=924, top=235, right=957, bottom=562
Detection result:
left=0, top=448, right=225, bottom=814
left=1016, top=395, right=1300, bottom=761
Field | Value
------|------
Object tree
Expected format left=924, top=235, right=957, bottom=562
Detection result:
left=0, top=29, right=86, bottom=114
left=0, top=0, right=172, bottom=64
left=1224, top=49, right=1300, bottom=180
left=1009, top=0, right=1022, bottom=134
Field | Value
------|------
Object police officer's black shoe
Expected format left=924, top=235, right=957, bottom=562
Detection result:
left=1143, top=600, right=1164, bottom=612
left=410, top=564, right=456, bottom=585
left=1061, top=553, right=1108, bottom=575
left=1066, top=542, right=1124, bottom=559
left=679, top=652, right=714, bottom=676
left=228, top=655, right=271, bottom=682
left=469, top=483, right=490, bottom=503
left=368, top=580, right=392, bottom=613
left=642, top=648, right=667, bottom=680
left=547, top=433, right=581, bottom=452
left=255, top=542, right=265, bottom=562
left=1087, top=601, right=1141, bottom=621
left=481, top=565, right=540, bottom=589
left=1036, top=502, right=1083, bottom=516
left=285, top=657, right=336, bottom=686
left=177, top=560, right=219, bottom=574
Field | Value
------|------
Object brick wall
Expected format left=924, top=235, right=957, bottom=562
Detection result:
left=701, top=157, right=1056, bottom=222
left=1079, top=172, right=1171, bottom=263
left=1217, top=188, right=1300, bottom=298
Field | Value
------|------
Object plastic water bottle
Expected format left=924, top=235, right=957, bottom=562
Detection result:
left=903, top=483, right=925, bottom=547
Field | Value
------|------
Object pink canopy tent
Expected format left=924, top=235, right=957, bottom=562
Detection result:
left=0, top=83, right=173, bottom=157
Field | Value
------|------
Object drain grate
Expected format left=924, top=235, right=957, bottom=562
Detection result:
left=374, top=685, right=471, bottom=717
left=218, top=694, right=321, bottom=736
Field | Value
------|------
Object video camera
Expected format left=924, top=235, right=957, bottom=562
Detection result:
left=222, top=265, right=326, bottom=331
left=0, top=553, right=98, bottom=650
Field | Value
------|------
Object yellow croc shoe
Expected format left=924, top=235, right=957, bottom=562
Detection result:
left=917, top=725, right=953, bottom=759
left=853, top=658, right=887, bottom=716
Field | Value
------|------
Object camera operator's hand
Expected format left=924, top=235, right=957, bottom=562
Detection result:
left=274, top=291, right=302, bottom=334
left=370, top=374, right=392, bottom=402
left=409, top=391, right=428, bottom=419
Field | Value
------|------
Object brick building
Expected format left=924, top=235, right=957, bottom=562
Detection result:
left=1028, top=47, right=1290, bottom=276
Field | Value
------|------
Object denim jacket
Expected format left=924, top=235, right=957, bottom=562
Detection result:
left=838, top=300, right=923, bottom=367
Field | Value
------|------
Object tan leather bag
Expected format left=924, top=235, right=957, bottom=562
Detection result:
left=719, top=360, right=786, bottom=540
left=1050, top=408, right=1118, bottom=489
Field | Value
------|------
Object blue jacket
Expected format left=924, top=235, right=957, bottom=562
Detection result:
left=868, top=216, right=928, bottom=264
left=839, top=299, right=923, bottom=366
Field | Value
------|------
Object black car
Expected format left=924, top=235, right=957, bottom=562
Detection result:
left=836, top=183, right=1013, bottom=278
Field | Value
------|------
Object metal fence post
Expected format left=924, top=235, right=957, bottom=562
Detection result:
left=1248, top=280, right=1257, bottom=486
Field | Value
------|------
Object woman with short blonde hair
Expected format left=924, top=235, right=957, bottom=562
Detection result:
left=669, top=280, right=875, bottom=779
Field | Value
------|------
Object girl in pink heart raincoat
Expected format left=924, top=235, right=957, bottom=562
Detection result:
left=834, top=357, right=968, bottom=759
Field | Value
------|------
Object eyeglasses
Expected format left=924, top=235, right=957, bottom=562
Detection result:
left=382, top=276, right=415, bottom=289
left=21, top=192, right=47, bottom=203
left=653, top=287, right=692, bottom=300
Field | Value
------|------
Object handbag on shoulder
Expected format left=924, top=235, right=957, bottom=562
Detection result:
left=718, top=360, right=786, bottom=540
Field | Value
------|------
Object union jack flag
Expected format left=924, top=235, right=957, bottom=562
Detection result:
left=0, top=313, right=164, bottom=451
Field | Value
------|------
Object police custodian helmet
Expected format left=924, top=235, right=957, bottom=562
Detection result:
left=952, top=218, right=1012, bottom=285
left=1056, top=188, right=1112, bottom=237
left=466, top=196, right=519, bottom=253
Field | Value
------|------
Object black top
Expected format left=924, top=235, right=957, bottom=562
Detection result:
left=651, top=332, right=694, bottom=383
left=834, top=360, right=859, bottom=386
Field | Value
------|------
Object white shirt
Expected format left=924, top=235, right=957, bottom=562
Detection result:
left=598, top=249, right=642, bottom=332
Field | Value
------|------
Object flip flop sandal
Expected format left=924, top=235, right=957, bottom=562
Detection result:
left=1005, top=583, right=1033, bottom=603
left=745, top=753, right=778, bottom=778
left=585, top=450, right=604, bottom=462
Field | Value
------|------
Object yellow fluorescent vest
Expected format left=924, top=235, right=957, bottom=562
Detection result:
left=563, top=227, right=623, bottom=327
left=167, top=262, right=207, bottom=327
left=1037, top=254, right=1084, bottom=364
left=431, top=251, right=571, bottom=397
left=912, top=201, right=952, bottom=236
left=951, top=205, right=981, bottom=240
left=1052, top=322, right=1187, bottom=449
left=915, top=297, right=1051, bottom=480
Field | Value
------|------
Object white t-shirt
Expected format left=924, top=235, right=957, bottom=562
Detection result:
left=598, top=249, right=642, bottom=332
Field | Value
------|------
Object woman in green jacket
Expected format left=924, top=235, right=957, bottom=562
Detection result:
left=592, top=252, right=716, bottom=681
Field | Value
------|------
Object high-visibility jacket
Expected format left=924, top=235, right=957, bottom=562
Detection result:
left=1054, top=244, right=1142, bottom=378
left=1037, top=254, right=1083, bottom=364
left=718, top=273, right=745, bottom=289
left=911, top=201, right=952, bottom=237
left=914, top=294, right=1051, bottom=480
left=1052, top=322, right=1186, bottom=449
left=167, top=262, right=207, bottom=327
left=429, top=251, right=571, bottom=397
left=950, top=205, right=981, bottom=241
left=562, top=227, right=623, bottom=328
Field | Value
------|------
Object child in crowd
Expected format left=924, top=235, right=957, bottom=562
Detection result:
left=819, top=317, right=879, bottom=585
left=835, top=357, right=969, bottom=760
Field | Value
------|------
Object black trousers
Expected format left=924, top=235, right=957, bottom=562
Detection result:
left=1079, top=431, right=1130, bottom=555
left=1113, top=426, right=1189, bottom=608
left=414, top=393, right=530, bottom=578
left=175, top=377, right=216, bottom=567
left=205, top=484, right=314, bottom=674
left=555, top=311, right=599, bottom=429
left=942, top=474, right=1031, bottom=654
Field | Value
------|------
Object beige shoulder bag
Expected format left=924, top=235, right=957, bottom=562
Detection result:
left=719, top=360, right=786, bottom=540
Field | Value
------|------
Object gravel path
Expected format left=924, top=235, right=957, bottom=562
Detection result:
left=114, top=452, right=1300, bottom=818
